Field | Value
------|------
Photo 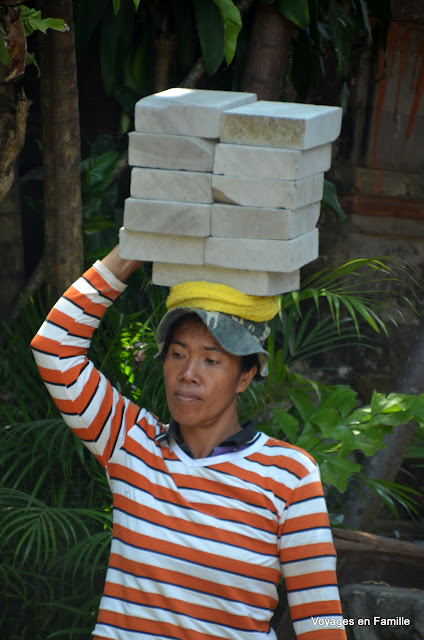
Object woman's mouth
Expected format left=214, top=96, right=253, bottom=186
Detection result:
left=174, top=390, right=200, bottom=402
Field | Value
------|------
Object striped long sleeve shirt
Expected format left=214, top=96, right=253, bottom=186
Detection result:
left=31, top=261, right=347, bottom=640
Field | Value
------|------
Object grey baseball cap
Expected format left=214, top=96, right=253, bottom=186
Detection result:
left=155, top=307, right=271, bottom=378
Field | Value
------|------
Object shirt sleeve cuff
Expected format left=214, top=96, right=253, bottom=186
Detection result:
left=92, top=260, right=128, bottom=294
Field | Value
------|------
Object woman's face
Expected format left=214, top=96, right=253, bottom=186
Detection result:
left=163, top=315, right=255, bottom=436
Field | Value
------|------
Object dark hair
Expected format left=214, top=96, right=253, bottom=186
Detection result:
left=241, top=353, right=260, bottom=381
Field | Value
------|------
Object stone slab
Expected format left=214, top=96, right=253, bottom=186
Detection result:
left=131, top=168, right=213, bottom=204
left=213, top=143, right=332, bottom=180
left=152, top=262, right=300, bottom=295
left=119, top=228, right=205, bottom=265
left=135, top=88, right=257, bottom=138
left=340, top=584, right=424, bottom=640
left=123, top=198, right=211, bottom=237
left=212, top=173, right=324, bottom=209
left=205, top=228, right=318, bottom=272
left=220, top=101, right=342, bottom=150
left=210, top=202, right=320, bottom=240
left=128, top=132, right=216, bottom=172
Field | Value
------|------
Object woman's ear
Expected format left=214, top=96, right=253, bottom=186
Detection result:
left=236, top=364, right=258, bottom=394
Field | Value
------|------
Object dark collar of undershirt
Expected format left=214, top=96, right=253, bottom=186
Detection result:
left=155, top=419, right=257, bottom=458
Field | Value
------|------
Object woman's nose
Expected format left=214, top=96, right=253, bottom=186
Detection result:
left=179, top=357, right=200, bottom=382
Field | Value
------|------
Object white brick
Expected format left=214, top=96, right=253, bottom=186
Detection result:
left=211, top=202, right=320, bottom=240
left=220, top=101, right=342, bottom=150
left=119, top=228, right=205, bottom=265
left=205, top=229, right=318, bottom=272
left=152, top=262, right=300, bottom=295
left=128, top=132, right=216, bottom=172
left=212, top=173, right=323, bottom=209
left=213, top=143, right=331, bottom=180
left=123, top=198, right=210, bottom=237
left=135, top=88, right=257, bottom=138
left=131, top=168, right=213, bottom=204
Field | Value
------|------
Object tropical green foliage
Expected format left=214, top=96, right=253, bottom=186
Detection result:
left=0, top=296, right=111, bottom=636
left=19, top=141, right=124, bottom=266
left=0, top=422, right=111, bottom=639
left=322, top=179, right=347, bottom=222
left=272, top=257, right=415, bottom=364
left=70, top=0, right=392, bottom=133
left=0, top=4, right=67, bottom=78
left=81, top=148, right=122, bottom=258
left=284, top=0, right=392, bottom=105
left=193, top=0, right=242, bottom=73
left=259, top=380, right=424, bottom=495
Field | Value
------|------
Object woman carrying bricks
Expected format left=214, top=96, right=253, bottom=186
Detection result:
left=31, top=244, right=347, bottom=640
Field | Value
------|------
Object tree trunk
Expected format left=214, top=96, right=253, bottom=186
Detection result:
left=240, top=0, right=294, bottom=100
left=0, top=172, right=25, bottom=322
left=0, top=68, right=27, bottom=321
left=153, top=16, right=175, bottom=93
left=344, top=318, right=424, bottom=530
left=38, top=0, right=83, bottom=300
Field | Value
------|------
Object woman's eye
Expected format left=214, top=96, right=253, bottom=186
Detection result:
left=206, top=358, right=218, bottom=365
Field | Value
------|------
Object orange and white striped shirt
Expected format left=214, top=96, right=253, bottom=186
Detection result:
left=31, top=261, right=347, bottom=640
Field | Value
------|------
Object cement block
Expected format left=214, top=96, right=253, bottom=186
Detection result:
left=119, top=228, right=205, bottom=265
left=123, top=198, right=211, bottom=237
left=135, top=88, right=257, bottom=139
left=212, top=173, right=324, bottom=209
left=213, top=143, right=332, bottom=180
left=220, top=101, right=342, bottom=150
left=128, top=132, right=216, bottom=172
left=152, top=262, right=300, bottom=296
left=211, top=202, right=320, bottom=240
left=131, top=168, right=213, bottom=204
left=205, top=228, right=318, bottom=272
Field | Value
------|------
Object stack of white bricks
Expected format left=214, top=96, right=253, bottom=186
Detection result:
left=120, top=88, right=342, bottom=295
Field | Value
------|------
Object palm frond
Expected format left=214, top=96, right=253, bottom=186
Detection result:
left=272, top=257, right=417, bottom=366
left=348, top=475, right=423, bottom=520
left=0, top=488, right=111, bottom=571
left=297, top=257, right=417, bottom=334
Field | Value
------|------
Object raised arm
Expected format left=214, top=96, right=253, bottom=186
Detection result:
left=30, top=246, right=147, bottom=466
left=100, top=244, right=143, bottom=283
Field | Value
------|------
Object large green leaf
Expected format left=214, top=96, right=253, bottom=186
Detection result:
left=73, top=0, right=110, bottom=58
left=320, top=388, right=357, bottom=418
left=100, top=1, right=134, bottom=95
left=275, top=0, right=310, bottom=29
left=193, top=0, right=224, bottom=75
left=81, top=151, right=119, bottom=194
left=311, top=407, right=340, bottom=431
left=319, top=456, right=362, bottom=493
left=273, top=408, right=299, bottom=444
left=322, top=179, right=347, bottom=222
left=212, top=0, right=242, bottom=65
left=19, top=7, right=67, bottom=36
left=288, top=389, right=315, bottom=423
left=327, top=0, right=354, bottom=76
